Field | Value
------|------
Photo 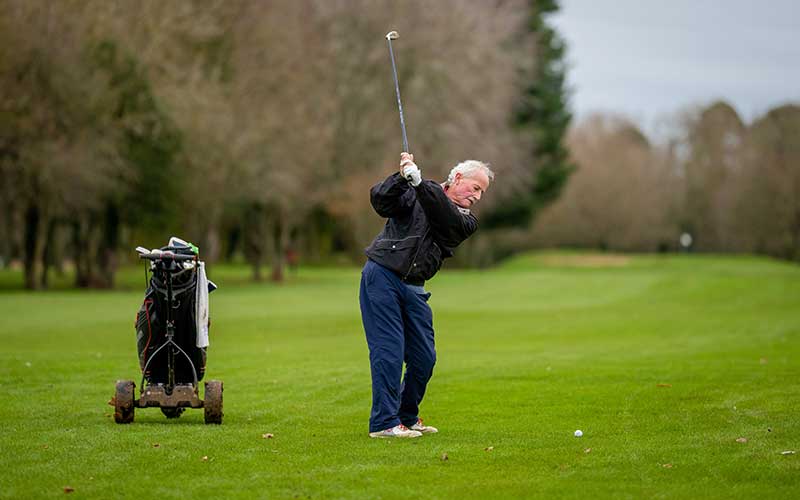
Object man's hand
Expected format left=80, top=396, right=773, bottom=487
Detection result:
left=400, top=152, right=422, bottom=186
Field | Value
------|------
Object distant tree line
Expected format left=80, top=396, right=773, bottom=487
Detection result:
left=532, top=101, right=800, bottom=262
left=1, top=0, right=574, bottom=289
left=3, top=2, right=796, bottom=290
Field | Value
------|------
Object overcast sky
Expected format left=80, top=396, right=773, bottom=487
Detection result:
left=550, top=0, right=800, bottom=133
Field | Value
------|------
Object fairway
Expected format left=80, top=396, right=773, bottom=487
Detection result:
left=1, top=253, right=798, bottom=499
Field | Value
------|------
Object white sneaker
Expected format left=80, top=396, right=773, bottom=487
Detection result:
left=410, top=418, right=438, bottom=434
left=369, top=424, right=422, bottom=438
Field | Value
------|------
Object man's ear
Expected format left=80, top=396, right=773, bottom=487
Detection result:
left=454, top=172, right=462, bottom=184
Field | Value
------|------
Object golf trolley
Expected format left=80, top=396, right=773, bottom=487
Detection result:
left=113, top=244, right=222, bottom=424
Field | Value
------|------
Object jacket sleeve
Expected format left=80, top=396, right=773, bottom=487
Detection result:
left=414, top=180, right=478, bottom=248
left=369, top=172, right=416, bottom=218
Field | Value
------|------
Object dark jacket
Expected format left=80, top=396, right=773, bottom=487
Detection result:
left=365, top=172, right=478, bottom=285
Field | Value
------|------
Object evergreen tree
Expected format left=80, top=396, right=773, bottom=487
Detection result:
left=483, top=0, right=574, bottom=228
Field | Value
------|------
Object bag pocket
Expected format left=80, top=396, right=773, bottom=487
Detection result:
left=135, top=295, right=156, bottom=372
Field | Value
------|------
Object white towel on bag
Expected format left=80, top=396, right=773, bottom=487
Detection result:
left=196, top=261, right=210, bottom=348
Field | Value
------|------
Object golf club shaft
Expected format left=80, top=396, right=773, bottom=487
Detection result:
left=386, top=37, right=409, bottom=153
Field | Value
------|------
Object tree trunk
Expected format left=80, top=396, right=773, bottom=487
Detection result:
left=270, top=218, right=290, bottom=283
left=95, top=203, right=120, bottom=289
left=40, top=219, right=58, bottom=289
left=244, top=204, right=266, bottom=281
left=0, top=201, right=11, bottom=269
left=224, top=226, right=241, bottom=262
left=9, top=205, right=24, bottom=267
left=72, top=217, right=95, bottom=288
left=792, top=207, right=800, bottom=262
left=204, top=224, right=221, bottom=263
left=23, top=205, right=40, bottom=289
left=23, top=204, right=48, bottom=290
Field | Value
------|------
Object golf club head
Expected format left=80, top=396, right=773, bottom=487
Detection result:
left=386, top=31, right=399, bottom=40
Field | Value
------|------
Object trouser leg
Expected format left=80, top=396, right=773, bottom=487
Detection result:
left=398, top=289, right=436, bottom=427
left=360, top=261, right=404, bottom=433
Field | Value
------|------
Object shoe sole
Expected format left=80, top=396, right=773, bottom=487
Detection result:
left=368, top=433, right=422, bottom=438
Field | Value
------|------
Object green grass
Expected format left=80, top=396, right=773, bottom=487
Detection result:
left=1, top=252, right=798, bottom=499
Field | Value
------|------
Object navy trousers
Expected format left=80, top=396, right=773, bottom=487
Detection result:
left=360, top=260, right=436, bottom=432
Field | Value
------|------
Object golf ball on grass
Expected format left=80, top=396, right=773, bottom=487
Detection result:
left=574, top=430, right=583, bottom=437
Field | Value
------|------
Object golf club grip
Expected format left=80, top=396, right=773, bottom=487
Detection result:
left=386, top=38, right=409, bottom=153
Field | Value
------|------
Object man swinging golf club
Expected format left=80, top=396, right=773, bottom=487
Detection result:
left=360, top=153, right=494, bottom=438
left=361, top=30, right=494, bottom=438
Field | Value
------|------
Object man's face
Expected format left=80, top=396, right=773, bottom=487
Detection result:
left=445, top=171, right=490, bottom=208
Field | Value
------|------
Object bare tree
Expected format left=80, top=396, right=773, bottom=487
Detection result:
left=737, top=105, right=800, bottom=260
left=316, top=0, right=534, bottom=261
left=0, top=0, right=128, bottom=288
left=93, top=0, right=242, bottom=263
left=678, top=101, right=746, bottom=252
left=532, top=114, right=679, bottom=251
left=1, top=0, right=550, bottom=286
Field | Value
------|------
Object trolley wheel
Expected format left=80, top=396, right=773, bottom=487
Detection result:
left=160, top=407, right=185, bottom=419
left=204, top=380, right=223, bottom=425
left=114, top=380, right=135, bottom=424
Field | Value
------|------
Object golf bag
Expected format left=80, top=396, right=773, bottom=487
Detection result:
left=134, top=243, right=210, bottom=384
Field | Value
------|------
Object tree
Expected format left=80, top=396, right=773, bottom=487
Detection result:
left=316, top=0, right=535, bottom=263
left=483, top=0, right=573, bottom=229
left=532, top=114, right=679, bottom=251
left=0, top=0, right=131, bottom=289
left=1, top=0, right=565, bottom=286
left=679, top=101, right=746, bottom=252
left=100, top=1, right=241, bottom=263
left=738, top=105, right=800, bottom=260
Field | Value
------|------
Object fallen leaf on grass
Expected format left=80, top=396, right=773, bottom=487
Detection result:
left=736, top=437, right=747, bottom=443
left=484, top=446, right=494, bottom=452
left=441, top=453, right=449, bottom=461
left=152, top=443, right=160, bottom=448
left=262, top=433, right=274, bottom=439
left=63, top=486, right=74, bottom=493
left=584, top=448, right=592, bottom=454
left=662, top=463, right=673, bottom=469
left=656, top=383, right=672, bottom=388
left=781, top=451, right=796, bottom=455
left=201, top=456, right=209, bottom=462
left=43, top=445, right=49, bottom=449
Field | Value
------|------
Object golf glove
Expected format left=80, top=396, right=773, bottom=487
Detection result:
left=402, top=162, right=422, bottom=186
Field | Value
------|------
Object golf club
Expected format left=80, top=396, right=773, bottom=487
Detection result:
left=386, top=30, right=413, bottom=182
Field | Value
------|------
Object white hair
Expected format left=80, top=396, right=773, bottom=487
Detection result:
left=445, top=160, right=494, bottom=186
